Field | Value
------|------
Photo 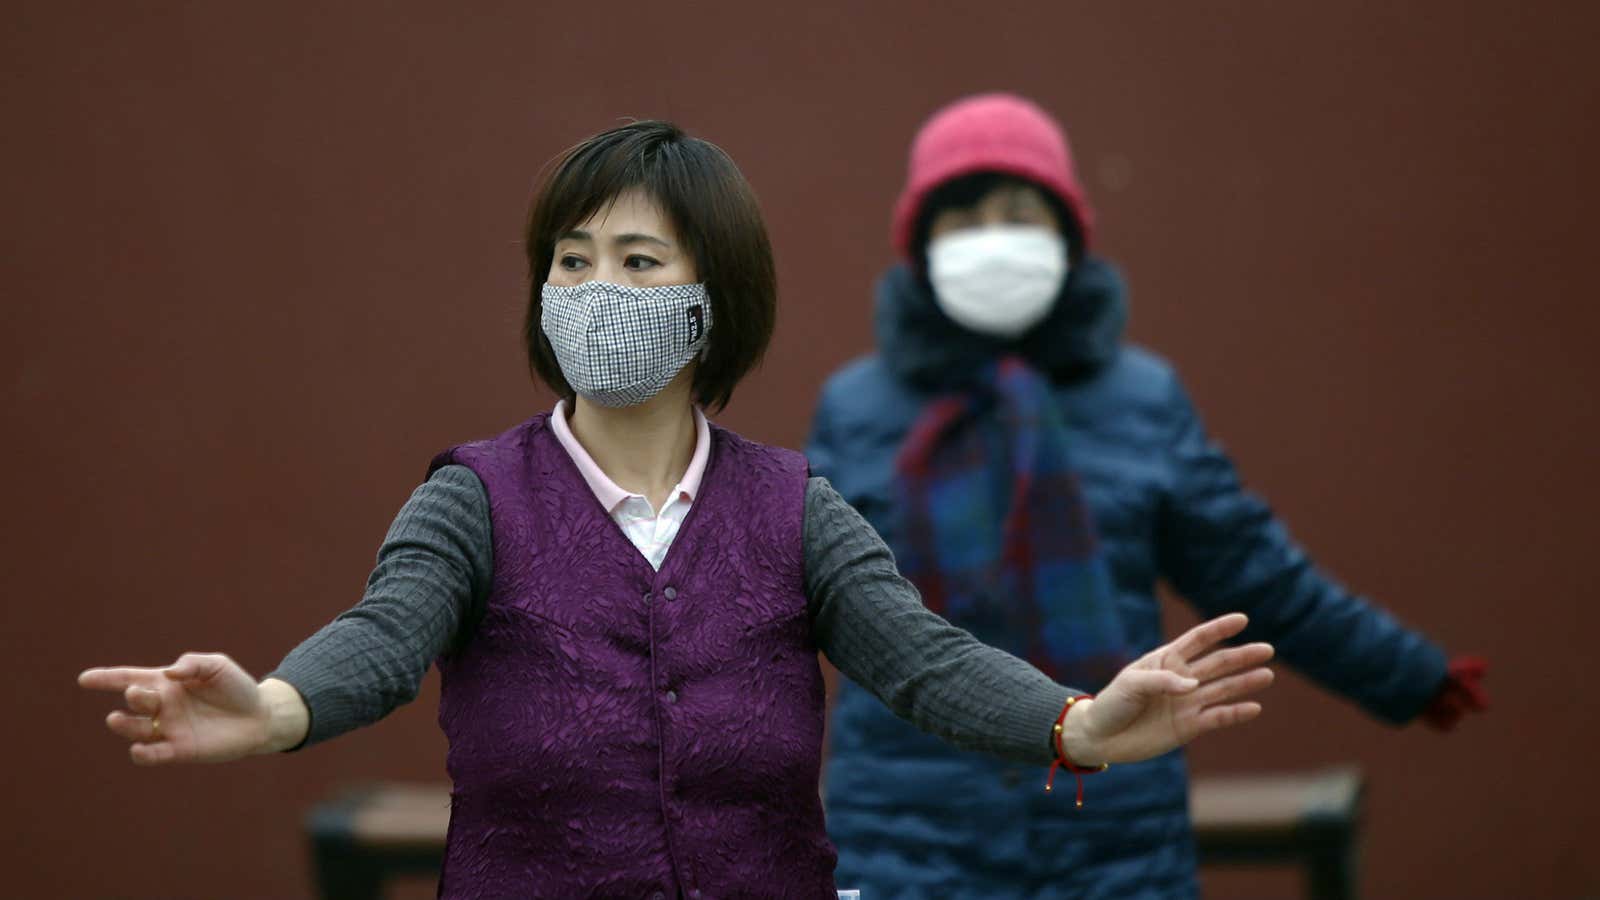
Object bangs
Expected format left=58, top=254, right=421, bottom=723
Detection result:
left=912, top=170, right=1084, bottom=267
left=534, top=125, right=689, bottom=245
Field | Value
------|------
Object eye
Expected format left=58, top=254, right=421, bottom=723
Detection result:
left=557, top=253, right=588, bottom=271
left=932, top=210, right=979, bottom=235
left=624, top=254, right=661, bottom=271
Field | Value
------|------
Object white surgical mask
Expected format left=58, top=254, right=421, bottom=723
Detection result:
left=926, top=226, right=1068, bottom=338
left=541, top=280, right=712, bottom=408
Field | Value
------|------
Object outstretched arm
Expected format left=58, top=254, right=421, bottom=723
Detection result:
left=1154, top=379, right=1458, bottom=725
left=804, top=477, right=1272, bottom=768
left=78, top=465, right=492, bottom=763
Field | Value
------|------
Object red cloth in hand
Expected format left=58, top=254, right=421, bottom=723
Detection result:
left=1422, top=656, right=1489, bottom=731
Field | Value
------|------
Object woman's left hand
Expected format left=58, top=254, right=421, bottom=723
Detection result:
left=1061, top=613, right=1274, bottom=766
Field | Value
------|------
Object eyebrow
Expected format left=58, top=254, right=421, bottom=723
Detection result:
left=1002, top=189, right=1045, bottom=209
left=559, top=229, right=672, bottom=249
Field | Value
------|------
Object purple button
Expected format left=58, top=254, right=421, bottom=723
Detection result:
left=663, top=586, right=678, bottom=601
left=664, top=690, right=677, bottom=704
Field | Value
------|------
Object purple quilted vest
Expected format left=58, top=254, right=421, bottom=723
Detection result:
left=428, top=413, right=836, bottom=899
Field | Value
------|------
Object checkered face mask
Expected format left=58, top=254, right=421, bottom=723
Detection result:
left=541, top=280, right=713, bottom=408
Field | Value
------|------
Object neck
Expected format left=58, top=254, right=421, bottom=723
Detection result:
left=567, top=374, right=698, bottom=512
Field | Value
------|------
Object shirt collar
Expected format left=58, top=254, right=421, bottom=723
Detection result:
left=550, top=400, right=710, bottom=513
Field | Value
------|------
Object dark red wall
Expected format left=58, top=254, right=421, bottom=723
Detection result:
left=7, top=2, right=1596, bottom=896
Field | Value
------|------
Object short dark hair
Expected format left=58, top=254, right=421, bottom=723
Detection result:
left=523, top=120, right=775, bottom=412
left=910, top=171, right=1085, bottom=273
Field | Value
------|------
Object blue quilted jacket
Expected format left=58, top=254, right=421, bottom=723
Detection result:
left=808, top=260, right=1448, bottom=899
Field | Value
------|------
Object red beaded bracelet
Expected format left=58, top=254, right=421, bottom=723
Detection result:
left=1046, top=694, right=1109, bottom=807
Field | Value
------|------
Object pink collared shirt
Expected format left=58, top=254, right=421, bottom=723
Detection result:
left=550, top=400, right=710, bottom=570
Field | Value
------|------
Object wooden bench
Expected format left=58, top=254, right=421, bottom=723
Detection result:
left=307, top=768, right=1364, bottom=899
left=1190, top=767, right=1364, bottom=900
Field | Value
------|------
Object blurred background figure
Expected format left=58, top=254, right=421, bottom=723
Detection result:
left=807, top=93, right=1483, bottom=898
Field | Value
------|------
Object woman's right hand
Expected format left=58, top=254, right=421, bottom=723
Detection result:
left=78, top=653, right=308, bottom=765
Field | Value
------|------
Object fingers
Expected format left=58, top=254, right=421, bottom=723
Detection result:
left=164, top=652, right=231, bottom=682
left=106, top=710, right=161, bottom=742
left=129, top=741, right=178, bottom=766
left=1190, top=667, right=1274, bottom=709
left=123, top=685, right=162, bottom=716
left=1168, top=613, right=1250, bottom=662
left=1115, top=668, right=1199, bottom=699
left=1188, top=642, right=1274, bottom=682
left=81, top=654, right=234, bottom=692
left=77, top=666, right=163, bottom=693
left=1190, top=701, right=1263, bottom=737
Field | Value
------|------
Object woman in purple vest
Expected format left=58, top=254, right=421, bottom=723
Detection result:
left=79, top=120, right=1274, bottom=899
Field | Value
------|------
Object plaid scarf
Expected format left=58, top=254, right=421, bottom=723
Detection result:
left=893, top=356, right=1129, bottom=689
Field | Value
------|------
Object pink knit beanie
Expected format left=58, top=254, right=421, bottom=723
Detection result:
left=890, top=93, right=1095, bottom=259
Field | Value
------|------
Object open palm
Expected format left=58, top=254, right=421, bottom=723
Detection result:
left=78, top=653, right=270, bottom=765
left=1068, top=613, right=1275, bottom=765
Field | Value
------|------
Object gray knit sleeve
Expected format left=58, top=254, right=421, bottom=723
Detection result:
left=802, top=476, right=1076, bottom=766
left=267, top=464, right=493, bottom=748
